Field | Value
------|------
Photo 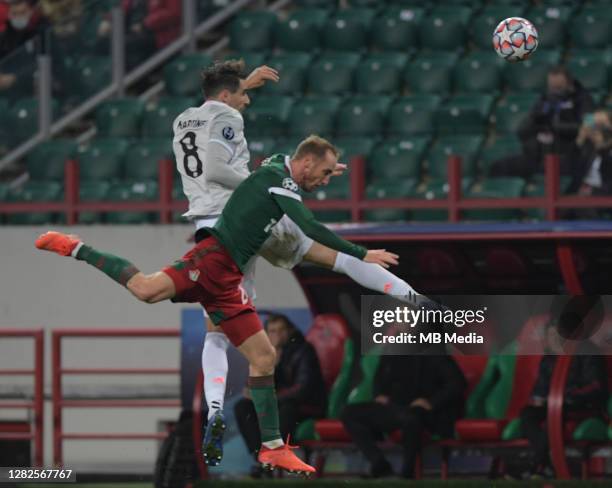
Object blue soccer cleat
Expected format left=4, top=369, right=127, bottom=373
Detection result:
left=202, top=410, right=226, bottom=466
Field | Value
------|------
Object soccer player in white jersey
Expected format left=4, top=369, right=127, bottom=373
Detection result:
left=173, top=59, right=424, bottom=466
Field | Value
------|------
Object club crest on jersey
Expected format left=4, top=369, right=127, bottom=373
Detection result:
left=222, top=126, right=234, bottom=140
left=282, top=177, right=298, bottom=192
left=189, top=269, right=200, bottom=282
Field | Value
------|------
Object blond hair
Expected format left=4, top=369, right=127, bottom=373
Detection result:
left=293, top=135, right=339, bottom=161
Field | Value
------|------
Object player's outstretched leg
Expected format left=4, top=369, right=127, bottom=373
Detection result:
left=202, top=408, right=226, bottom=466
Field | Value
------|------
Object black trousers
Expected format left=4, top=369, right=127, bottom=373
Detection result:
left=341, top=402, right=436, bottom=478
left=520, top=405, right=550, bottom=467
left=234, top=397, right=304, bottom=458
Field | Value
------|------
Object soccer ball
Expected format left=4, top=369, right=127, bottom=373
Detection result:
left=492, top=17, right=538, bottom=62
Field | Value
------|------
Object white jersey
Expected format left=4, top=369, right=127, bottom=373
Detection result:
left=173, top=100, right=250, bottom=220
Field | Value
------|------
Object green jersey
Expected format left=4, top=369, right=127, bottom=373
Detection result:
left=207, top=154, right=367, bottom=271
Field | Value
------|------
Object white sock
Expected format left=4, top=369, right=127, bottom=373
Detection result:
left=333, top=252, right=420, bottom=303
left=202, top=331, right=229, bottom=420
left=263, top=439, right=284, bottom=449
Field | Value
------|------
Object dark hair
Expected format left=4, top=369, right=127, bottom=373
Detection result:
left=293, top=135, right=339, bottom=161
left=548, top=65, right=573, bottom=82
left=201, top=59, right=246, bottom=98
left=265, top=313, right=296, bottom=332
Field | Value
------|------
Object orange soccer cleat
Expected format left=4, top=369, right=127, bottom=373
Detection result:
left=35, top=231, right=81, bottom=257
left=257, top=437, right=315, bottom=476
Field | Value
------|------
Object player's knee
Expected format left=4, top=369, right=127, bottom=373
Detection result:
left=251, top=344, right=276, bottom=375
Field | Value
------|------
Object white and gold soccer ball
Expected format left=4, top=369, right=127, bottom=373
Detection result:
left=493, top=17, right=538, bottom=62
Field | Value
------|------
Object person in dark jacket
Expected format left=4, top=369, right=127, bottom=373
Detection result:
left=490, top=66, right=595, bottom=179
left=516, top=323, right=608, bottom=479
left=0, top=0, right=45, bottom=58
left=341, top=355, right=467, bottom=479
left=234, top=314, right=327, bottom=474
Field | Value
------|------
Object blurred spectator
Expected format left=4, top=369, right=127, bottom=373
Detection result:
left=507, top=324, right=608, bottom=480
left=341, top=355, right=466, bottom=479
left=0, top=0, right=46, bottom=59
left=234, top=314, right=327, bottom=478
left=491, top=66, right=595, bottom=179
left=40, top=0, right=80, bottom=36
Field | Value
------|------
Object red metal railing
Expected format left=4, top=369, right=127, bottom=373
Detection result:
left=0, top=329, right=44, bottom=466
left=2, top=155, right=612, bottom=224
left=51, top=328, right=181, bottom=466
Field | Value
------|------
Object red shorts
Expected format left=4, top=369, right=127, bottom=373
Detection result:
left=162, top=236, right=262, bottom=347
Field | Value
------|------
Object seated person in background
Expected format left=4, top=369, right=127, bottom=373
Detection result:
left=341, top=355, right=466, bottom=479
left=490, top=66, right=594, bottom=179
left=0, top=0, right=45, bottom=58
left=234, top=314, right=327, bottom=477
left=511, top=323, right=608, bottom=480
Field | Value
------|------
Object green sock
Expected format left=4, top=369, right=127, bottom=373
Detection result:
left=248, top=375, right=281, bottom=443
left=76, top=244, right=140, bottom=287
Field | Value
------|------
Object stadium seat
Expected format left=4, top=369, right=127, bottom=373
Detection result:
left=322, top=10, right=373, bottom=52
left=335, top=96, right=391, bottom=137
left=78, top=181, right=111, bottom=224
left=334, top=136, right=377, bottom=162
left=424, top=135, right=484, bottom=180
left=261, top=54, right=308, bottom=95
left=306, top=53, right=360, bottom=95
left=479, top=135, right=522, bottom=175
left=435, top=94, right=494, bottom=136
left=569, top=7, right=612, bottom=49
left=8, top=98, right=58, bottom=145
left=95, top=98, right=144, bottom=138
left=287, top=96, right=339, bottom=138
left=267, top=52, right=313, bottom=70
left=105, top=180, right=159, bottom=224
left=503, top=49, right=562, bottom=93
left=403, top=53, right=457, bottom=95
left=229, top=11, right=277, bottom=51
left=418, top=6, right=472, bottom=51
left=164, top=53, right=213, bottom=97
left=26, top=139, right=77, bottom=181
left=222, top=51, right=268, bottom=72
left=470, top=6, right=523, bottom=49
left=525, top=6, right=569, bottom=50
left=274, top=8, right=328, bottom=52
left=77, top=139, right=129, bottom=182
left=493, top=94, right=538, bottom=134
left=453, top=52, right=503, bottom=94
left=141, top=97, right=196, bottom=138
left=464, top=177, right=525, bottom=221
left=386, top=95, right=441, bottom=136
left=364, top=178, right=416, bottom=222
left=523, top=175, right=572, bottom=219
left=244, top=95, right=294, bottom=137
left=124, top=139, right=173, bottom=181
left=370, top=7, right=424, bottom=51
left=355, top=54, right=407, bottom=95
left=307, top=177, right=351, bottom=223
left=368, top=138, right=429, bottom=180
left=567, top=57, right=609, bottom=92
left=408, top=179, right=472, bottom=222
left=5, top=181, right=63, bottom=225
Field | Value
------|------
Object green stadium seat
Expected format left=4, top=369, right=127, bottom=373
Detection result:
left=78, top=181, right=110, bottom=224
left=105, top=180, right=159, bottom=224
left=479, top=135, right=522, bottom=175
left=8, top=98, right=59, bottom=145
left=164, top=53, right=213, bottom=97
left=95, top=98, right=144, bottom=138
left=435, top=95, right=495, bottom=136
left=141, top=97, right=196, bottom=138
left=70, top=56, right=112, bottom=99
left=453, top=52, right=503, bottom=94
left=248, top=137, right=277, bottom=166
left=386, top=95, right=441, bottom=136
left=525, top=6, right=569, bottom=49
left=335, top=137, right=377, bottom=162
left=567, top=48, right=612, bottom=67
left=287, top=96, right=339, bottom=138
left=408, top=179, right=471, bottom=222
left=370, top=7, right=425, bottom=51
left=6, top=181, right=63, bottom=225
left=418, top=6, right=472, bottom=51
left=523, top=175, right=572, bottom=219
left=464, top=177, right=525, bottom=221
left=471, top=6, right=523, bottom=49
left=267, top=52, right=313, bottom=69
left=493, top=94, right=538, bottom=134
left=77, top=139, right=129, bottom=181
left=424, top=135, right=484, bottom=180
left=569, top=7, right=612, bottom=49
left=336, top=96, right=391, bottom=137
left=364, top=178, right=416, bottom=222
left=222, top=51, right=269, bottom=72
left=368, top=138, right=429, bottom=180
left=26, top=140, right=77, bottom=181
left=274, top=8, right=329, bottom=52
left=244, top=95, right=294, bottom=137
left=567, top=57, right=609, bottom=92
left=322, top=10, right=373, bottom=52
left=124, top=139, right=173, bottom=181
left=306, top=53, right=360, bottom=95
left=229, top=11, right=277, bottom=52
left=305, top=176, right=351, bottom=222
left=404, top=56, right=454, bottom=95
left=503, top=50, right=562, bottom=93
left=0, top=183, right=9, bottom=201
left=355, top=55, right=405, bottom=95
left=261, top=55, right=307, bottom=95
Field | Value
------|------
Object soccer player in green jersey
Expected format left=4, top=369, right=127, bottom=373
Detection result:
left=35, top=135, right=398, bottom=475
